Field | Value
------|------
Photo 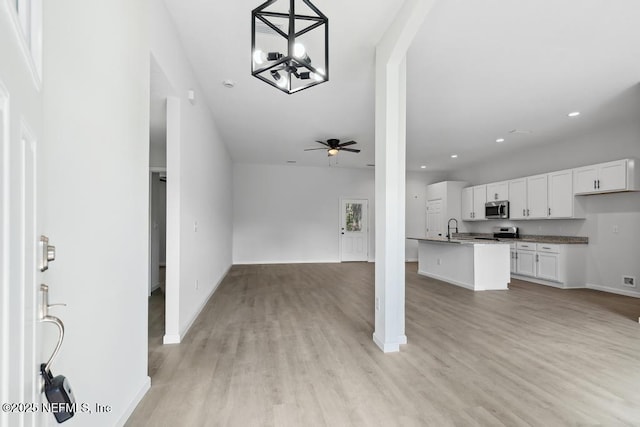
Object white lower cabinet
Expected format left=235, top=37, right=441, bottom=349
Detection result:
left=512, top=242, right=586, bottom=289
left=510, top=244, right=517, bottom=274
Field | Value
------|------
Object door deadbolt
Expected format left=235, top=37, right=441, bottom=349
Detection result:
left=40, top=235, right=56, bottom=272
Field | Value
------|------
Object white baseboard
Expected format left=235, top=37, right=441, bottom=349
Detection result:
left=180, top=265, right=231, bottom=340
left=162, top=265, right=231, bottom=345
left=405, top=258, right=418, bottom=262
left=116, top=375, right=151, bottom=427
left=372, top=332, right=407, bottom=353
left=233, top=259, right=339, bottom=265
left=586, top=283, right=640, bottom=298
left=418, top=270, right=475, bottom=291
left=162, top=334, right=181, bottom=345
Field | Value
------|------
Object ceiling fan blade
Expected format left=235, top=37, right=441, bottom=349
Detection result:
left=340, top=148, right=361, bottom=153
left=304, top=148, right=328, bottom=151
left=315, top=140, right=330, bottom=147
left=338, top=141, right=357, bottom=147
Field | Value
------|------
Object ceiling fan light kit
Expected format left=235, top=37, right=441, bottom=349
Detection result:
left=251, top=0, right=329, bottom=94
left=304, top=138, right=361, bottom=157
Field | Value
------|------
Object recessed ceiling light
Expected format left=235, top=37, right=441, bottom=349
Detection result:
left=496, top=138, right=505, bottom=143
left=420, top=165, right=427, bottom=169
left=568, top=111, right=580, bottom=117
left=451, top=154, right=458, bottom=159
left=222, top=80, right=235, bottom=88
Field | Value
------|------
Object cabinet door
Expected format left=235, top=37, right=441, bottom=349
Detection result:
left=509, top=178, right=527, bottom=219
left=548, top=170, right=573, bottom=218
left=537, top=252, right=560, bottom=282
left=516, top=250, right=536, bottom=276
left=461, top=187, right=474, bottom=220
left=473, top=185, right=487, bottom=220
left=573, top=165, right=598, bottom=194
left=486, top=181, right=509, bottom=201
left=527, top=174, right=548, bottom=218
left=598, top=160, right=627, bottom=192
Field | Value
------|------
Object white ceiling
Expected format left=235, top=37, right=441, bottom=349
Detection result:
left=159, top=0, right=640, bottom=172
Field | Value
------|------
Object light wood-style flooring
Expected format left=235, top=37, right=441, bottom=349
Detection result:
left=127, top=263, right=640, bottom=426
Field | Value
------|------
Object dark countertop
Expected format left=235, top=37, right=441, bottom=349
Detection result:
left=452, top=233, right=588, bottom=244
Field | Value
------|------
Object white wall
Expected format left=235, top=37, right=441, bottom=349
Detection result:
left=233, top=164, right=375, bottom=264
left=41, top=0, right=150, bottom=425
left=152, top=0, right=233, bottom=342
left=450, top=120, right=640, bottom=296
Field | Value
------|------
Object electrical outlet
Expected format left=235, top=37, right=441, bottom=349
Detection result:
left=375, top=297, right=380, bottom=310
left=195, top=279, right=199, bottom=290
left=437, top=258, right=442, bottom=265
left=623, top=276, right=636, bottom=288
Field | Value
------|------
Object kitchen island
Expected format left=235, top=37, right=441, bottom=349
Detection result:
left=408, top=237, right=511, bottom=291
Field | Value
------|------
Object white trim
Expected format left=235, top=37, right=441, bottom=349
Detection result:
left=149, top=166, right=167, bottom=173
left=233, top=260, right=340, bottom=265
left=372, top=332, right=407, bottom=353
left=0, top=78, right=9, bottom=427
left=510, top=274, right=581, bottom=289
left=586, top=283, right=640, bottom=298
left=1, top=0, right=42, bottom=89
left=417, top=270, right=475, bottom=291
left=163, top=265, right=231, bottom=344
left=405, top=258, right=418, bottom=262
left=115, top=376, right=151, bottom=427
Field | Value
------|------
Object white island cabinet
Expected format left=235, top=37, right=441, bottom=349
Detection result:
left=410, top=238, right=510, bottom=291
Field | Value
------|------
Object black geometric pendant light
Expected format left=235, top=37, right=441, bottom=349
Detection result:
left=251, top=0, right=329, bottom=94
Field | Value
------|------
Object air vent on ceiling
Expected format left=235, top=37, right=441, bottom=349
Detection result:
left=255, top=22, right=283, bottom=36
left=509, top=129, right=532, bottom=135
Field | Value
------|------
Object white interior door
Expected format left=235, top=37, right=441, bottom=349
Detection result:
left=340, top=199, right=368, bottom=262
left=1, top=3, right=48, bottom=426
left=426, top=199, right=443, bottom=238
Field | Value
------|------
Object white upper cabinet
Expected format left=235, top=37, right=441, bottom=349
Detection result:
left=486, top=181, right=509, bottom=201
left=508, top=178, right=527, bottom=220
left=548, top=169, right=575, bottom=218
left=526, top=174, right=548, bottom=219
left=461, top=185, right=486, bottom=221
left=473, top=185, right=486, bottom=220
left=574, top=159, right=638, bottom=195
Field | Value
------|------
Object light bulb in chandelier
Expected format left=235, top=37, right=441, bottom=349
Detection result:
left=293, top=42, right=311, bottom=63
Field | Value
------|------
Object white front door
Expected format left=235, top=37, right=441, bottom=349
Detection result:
left=1, top=3, right=48, bottom=426
left=426, top=199, right=443, bottom=238
left=340, top=199, right=368, bottom=262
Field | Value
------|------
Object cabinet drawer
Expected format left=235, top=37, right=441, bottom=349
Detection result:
left=516, top=242, right=536, bottom=250
left=537, top=243, right=560, bottom=253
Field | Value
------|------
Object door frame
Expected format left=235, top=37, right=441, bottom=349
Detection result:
left=339, top=197, right=369, bottom=262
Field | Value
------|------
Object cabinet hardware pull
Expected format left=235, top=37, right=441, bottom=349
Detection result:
left=536, top=254, right=539, bottom=262
left=594, top=180, right=597, bottom=189
left=523, top=209, right=525, bottom=216
left=597, top=179, right=600, bottom=189
left=527, top=209, right=530, bottom=216
left=548, top=208, right=551, bottom=216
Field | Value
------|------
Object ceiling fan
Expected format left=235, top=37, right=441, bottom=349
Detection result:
left=304, top=139, right=360, bottom=157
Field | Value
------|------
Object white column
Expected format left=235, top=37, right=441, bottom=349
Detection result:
left=373, top=0, right=435, bottom=353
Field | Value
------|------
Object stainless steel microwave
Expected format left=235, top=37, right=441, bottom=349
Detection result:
left=485, top=200, right=509, bottom=219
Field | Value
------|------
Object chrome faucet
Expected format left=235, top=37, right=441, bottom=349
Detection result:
left=446, top=218, right=458, bottom=240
